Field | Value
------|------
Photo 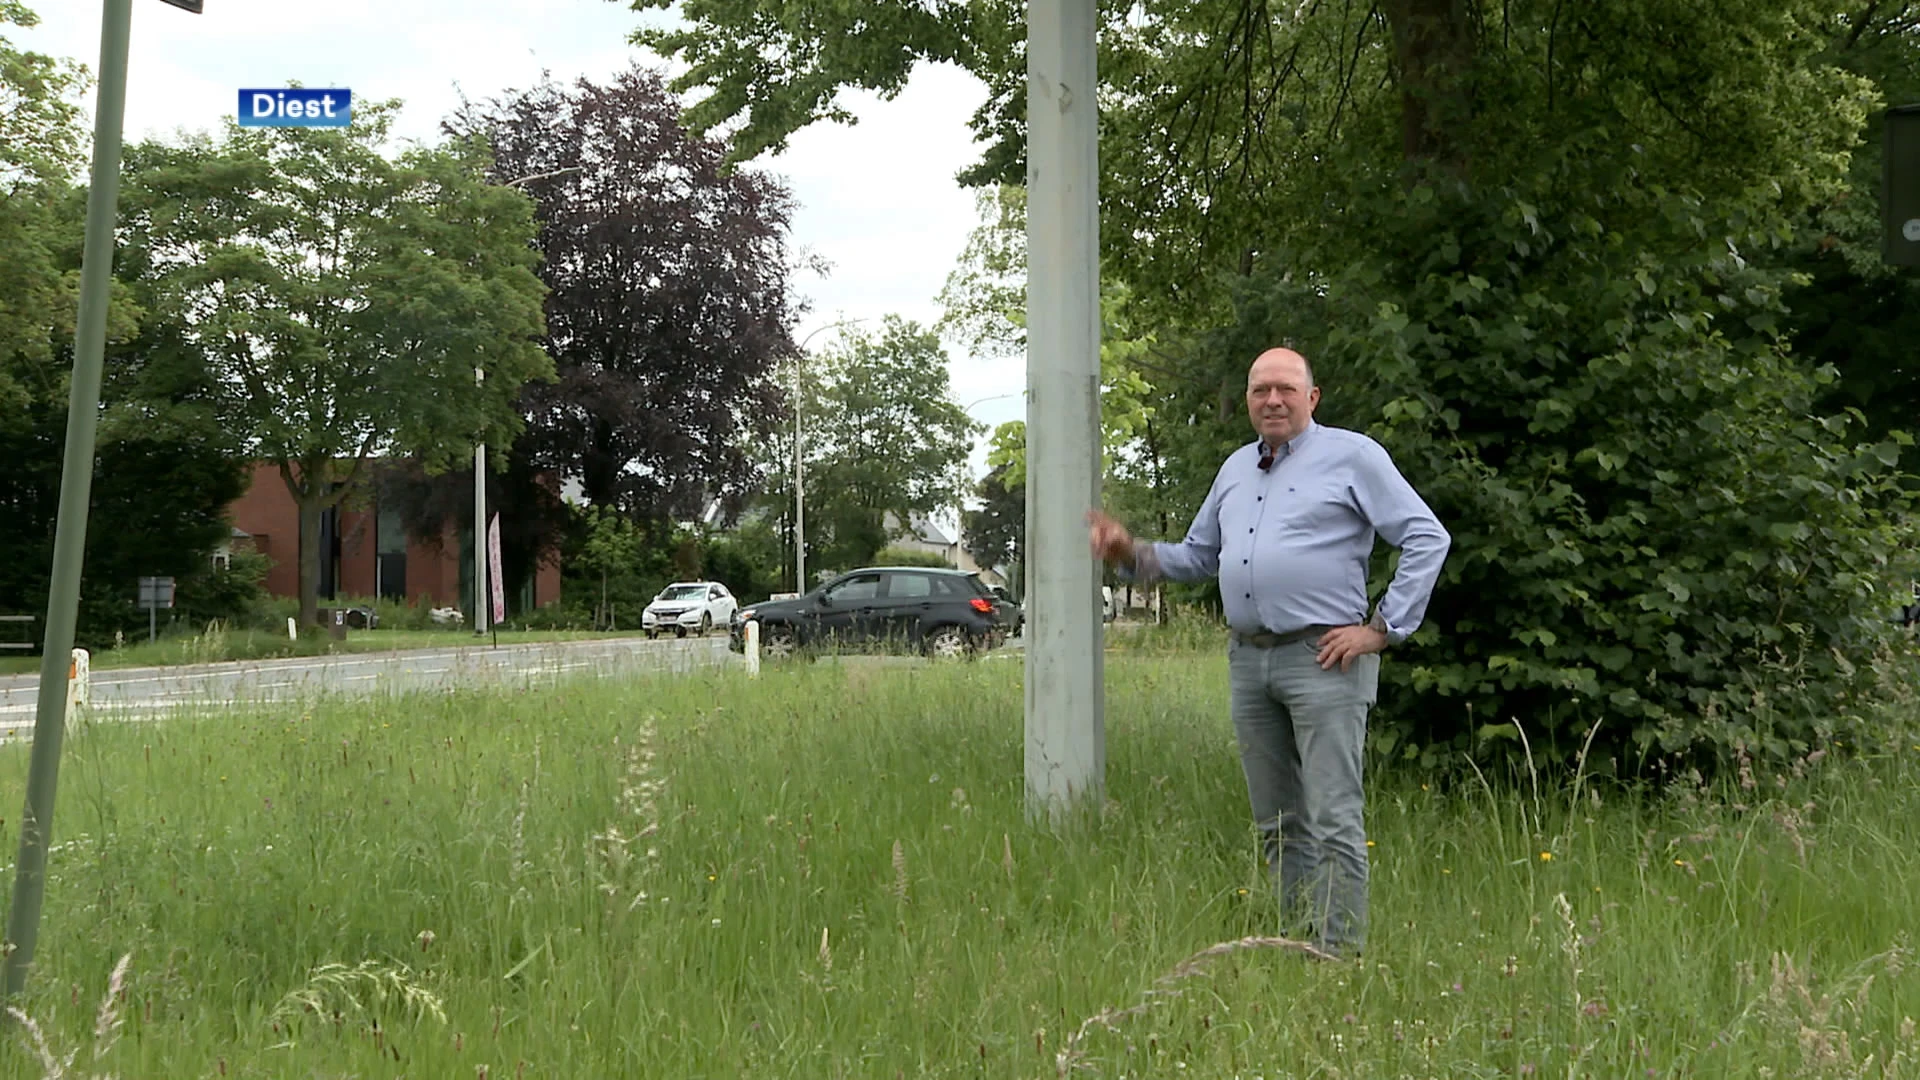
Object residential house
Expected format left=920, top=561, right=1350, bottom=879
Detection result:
left=882, top=511, right=1005, bottom=587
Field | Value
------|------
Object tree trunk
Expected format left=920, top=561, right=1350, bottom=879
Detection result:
left=1382, top=0, right=1477, bottom=174
left=296, top=494, right=322, bottom=628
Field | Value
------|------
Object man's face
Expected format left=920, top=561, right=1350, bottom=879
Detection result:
left=1246, top=351, right=1320, bottom=446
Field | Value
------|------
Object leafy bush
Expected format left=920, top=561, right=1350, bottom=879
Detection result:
left=702, top=522, right=783, bottom=602
left=871, top=546, right=954, bottom=569
left=1213, top=170, right=1916, bottom=775
left=164, top=550, right=271, bottom=634
left=508, top=601, right=594, bottom=632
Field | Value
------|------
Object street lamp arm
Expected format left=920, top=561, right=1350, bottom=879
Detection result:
left=961, top=392, right=1023, bottom=413
left=796, top=316, right=869, bottom=353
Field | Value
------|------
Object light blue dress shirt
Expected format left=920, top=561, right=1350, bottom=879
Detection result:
left=1133, top=421, right=1450, bottom=643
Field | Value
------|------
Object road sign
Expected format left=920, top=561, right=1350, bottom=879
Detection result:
left=139, top=576, right=174, bottom=644
left=137, top=576, right=175, bottom=609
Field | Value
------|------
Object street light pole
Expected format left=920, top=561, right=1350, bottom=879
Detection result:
left=5, top=0, right=204, bottom=1001
left=791, top=318, right=865, bottom=593
left=469, top=166, right=581, bottom=633
left=1024, top=0, right=1105, bottom=822
left=473, top=367, right=488, bottom=637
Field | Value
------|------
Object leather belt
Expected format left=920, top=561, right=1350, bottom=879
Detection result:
left=1231, top=625, right=1335, bottom=649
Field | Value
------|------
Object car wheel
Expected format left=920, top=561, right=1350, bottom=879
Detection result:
left=675, top=626, right=688, bottom=638
left=699, top=612, right=712, bottom=637
left=645, top=630, right=657, bottom=640
left=762, top=624, right=797, bottom=658
left=925, top=625, right=970, bottom=660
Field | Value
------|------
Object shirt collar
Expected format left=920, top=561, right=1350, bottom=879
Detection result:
left=1260, top=420, right=1317, bottom=461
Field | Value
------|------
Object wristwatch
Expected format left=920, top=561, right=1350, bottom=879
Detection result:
left=1366, top=609, right=1390, bottom=639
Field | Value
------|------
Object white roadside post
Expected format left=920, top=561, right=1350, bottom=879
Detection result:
left=65, top=649, right=89, bottom=711
left=744, top=620, right=761, bottom=678
left=1024, top=0, right=1105, bottom=821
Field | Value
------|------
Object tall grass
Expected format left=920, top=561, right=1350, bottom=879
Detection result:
left=0, top=653, right=1914, bottom=1077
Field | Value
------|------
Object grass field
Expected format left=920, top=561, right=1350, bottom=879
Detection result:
left=0, top=626, right=671, bottom=676
left=0, top=652, right=1914, bottom=1077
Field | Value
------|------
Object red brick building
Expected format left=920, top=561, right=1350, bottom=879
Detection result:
left=226, top=463, right=561, bottom=615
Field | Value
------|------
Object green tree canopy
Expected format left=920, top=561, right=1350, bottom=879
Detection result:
left=1, top=5, right=250, bottom=640
left=781, top=317, right=981, bottom=576
left=120, top=104, right=553, bottom=625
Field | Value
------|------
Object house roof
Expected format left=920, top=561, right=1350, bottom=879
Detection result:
left=906, top=512, right=956, bottom=546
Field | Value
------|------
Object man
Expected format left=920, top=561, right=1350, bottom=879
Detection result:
left=1087, top=347, right=1449, bottom=958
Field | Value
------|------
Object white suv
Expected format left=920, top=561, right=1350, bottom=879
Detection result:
left=643, top=581, right=738, bottom=638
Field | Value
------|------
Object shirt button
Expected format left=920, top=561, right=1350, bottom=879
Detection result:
left=1244, top=593, right=1252, bottom=599
left=1242, top=559, right=1249, bottom=565
left=1248, top=528, right=1254, bottom=534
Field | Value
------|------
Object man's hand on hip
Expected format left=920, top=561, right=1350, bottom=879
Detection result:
left=1085, top=509, right=1136, bottom=566
left=1316, top=624, right=1387, bottom=672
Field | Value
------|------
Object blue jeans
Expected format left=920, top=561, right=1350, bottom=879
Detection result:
left=1227, top=636, right=1378, bottom=956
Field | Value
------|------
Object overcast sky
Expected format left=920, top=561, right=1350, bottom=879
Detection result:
left=15, top=0, right=1026, bottom=477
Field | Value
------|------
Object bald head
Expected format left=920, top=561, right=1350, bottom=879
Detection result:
left=1246, top=348, right=1320, bottom=446
left=1251, top=348, right=1314, bottom=389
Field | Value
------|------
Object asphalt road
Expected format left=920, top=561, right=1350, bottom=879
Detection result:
left=0, top=635, right=734, bottom=738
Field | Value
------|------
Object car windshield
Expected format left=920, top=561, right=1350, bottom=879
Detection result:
left=659, top=586, right=706, bottom=601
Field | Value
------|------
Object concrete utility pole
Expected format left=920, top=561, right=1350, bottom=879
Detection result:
left=1024, top=0, right=1105, bottom=821
left=473, top=368, right=488, bottom=636
left=5, top=0, right=205, bottom=1001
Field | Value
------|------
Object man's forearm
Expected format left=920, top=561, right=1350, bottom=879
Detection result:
left=1374, top=528, right=1450, bottom=643
left=1127, top=540, right=1218, bottom=585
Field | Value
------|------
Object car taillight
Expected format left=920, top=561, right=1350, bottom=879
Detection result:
left=969, top=597, right=993, bottom=614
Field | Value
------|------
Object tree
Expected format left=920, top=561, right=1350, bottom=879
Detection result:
left=0, top=271, right=252, bottom=644
left=573, top=505, right=644, bottom=631
left=121, top=104, right=552, bottom=626
left=444, top=67, right=801, bottom=526
left=936, top=183, right=1155, bottom=488
left=0, top=4, right=250, bottom=643
left=701, top=516, right=785, bottom=602
left=786, top=317, right=981, bottom=574
left=962, top=460, right=1022, bottom=578
left=0, top=0, right=83, bottom=398
left=1780, top=4, right=1920, bottom=444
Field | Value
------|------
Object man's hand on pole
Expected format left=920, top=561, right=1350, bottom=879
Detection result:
left=1085, top=509, right=1135, bottom=567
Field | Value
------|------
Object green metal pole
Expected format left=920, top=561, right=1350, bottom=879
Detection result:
left=2, top=0, right=134, bottom=999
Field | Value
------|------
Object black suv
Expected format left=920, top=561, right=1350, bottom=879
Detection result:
left=729, top=567, right=1006, bottom=659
